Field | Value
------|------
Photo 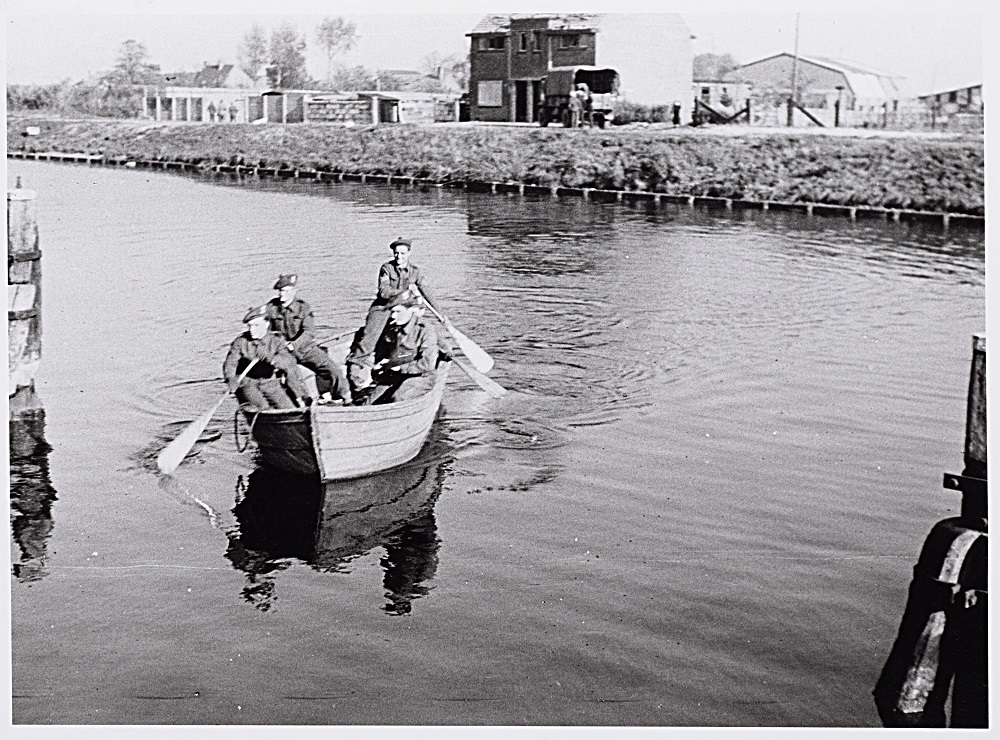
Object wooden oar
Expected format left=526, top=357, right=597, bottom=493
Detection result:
left=416, top=296, right=495, bottom=374
left=450, top=355, right=507, bottom=398
left=156, top=359, right=260, bottom=475
left=315, top=329, right=356, bottom=346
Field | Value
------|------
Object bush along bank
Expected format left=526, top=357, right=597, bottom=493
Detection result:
left=7, top=117, right=985, bottom=217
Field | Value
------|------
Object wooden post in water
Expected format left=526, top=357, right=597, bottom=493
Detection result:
left=8, top=181, right=42, bottom=405
left=874, top=333, right=987, bottom=728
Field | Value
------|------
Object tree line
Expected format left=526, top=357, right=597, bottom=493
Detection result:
left=8, top=17, right=468, bottom=118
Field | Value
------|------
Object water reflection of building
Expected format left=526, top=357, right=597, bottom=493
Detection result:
left=225, top=442, right=448, bottom=614
left=9, top=405, right=58, bottom=583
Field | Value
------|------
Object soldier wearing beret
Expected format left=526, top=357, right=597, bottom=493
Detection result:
left=347, top=238, right=438, bottom=394
left=362, top=292, right=440, bottom=405
left=223, top=305, right=312, bottom=409
left=265, top=274, right=352, bottom=405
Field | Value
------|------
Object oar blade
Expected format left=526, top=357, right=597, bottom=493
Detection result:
left=446, top=321, right=494, bottom=374
left=452, top=357, right=506, bottom=399
left=156, top=400, right=222, bottom=475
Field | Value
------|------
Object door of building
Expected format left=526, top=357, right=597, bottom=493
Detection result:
left=515, top=81, right=528, bottom=123
left=531, top=81, right=543, bottom=123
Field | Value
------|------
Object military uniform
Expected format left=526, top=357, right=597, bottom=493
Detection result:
left=223, top=331, right=309, bottom=410
left=348, top=251, right=437, bottom=392
left=368, top=314, right=439, bottom=404
left=265, top=295, right=351, bottom=402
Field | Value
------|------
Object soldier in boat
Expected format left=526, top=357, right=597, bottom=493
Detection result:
left=224, top=305, right=312, bottom=409
left=346, top=238, right=439, bottom=395
left=265, top=273, right=352, bottom=405
left=362, top=293, right=439, bottom=405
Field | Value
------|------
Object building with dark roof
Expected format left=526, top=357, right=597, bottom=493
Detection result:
left=467, top=13, right=693, bottom=123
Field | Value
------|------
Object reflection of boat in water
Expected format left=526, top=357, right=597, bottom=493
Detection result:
left=243, top=341, right=451, bottom=481
left=9, top=404, right=58, bottom=583
left=225, top=434, right=449, bottom=614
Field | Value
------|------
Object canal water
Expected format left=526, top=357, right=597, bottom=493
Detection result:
left=8, top=159, right=985, bottom=727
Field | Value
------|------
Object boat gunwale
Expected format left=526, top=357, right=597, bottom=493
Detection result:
left=243, top=361, right=451, bottom=480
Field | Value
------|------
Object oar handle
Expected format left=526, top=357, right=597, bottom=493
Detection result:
left=315, top=329, right=356, bottom=346
left=227, top=357, right=260, bottom=394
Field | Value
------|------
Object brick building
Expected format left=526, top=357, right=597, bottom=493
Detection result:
left=467, top=13, right=694, bottom=124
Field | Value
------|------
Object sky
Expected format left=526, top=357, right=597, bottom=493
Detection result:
left=2, top=0, right=991, bottom=96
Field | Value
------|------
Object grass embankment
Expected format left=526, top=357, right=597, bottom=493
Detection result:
left=7, top=116, right=985, bottom=215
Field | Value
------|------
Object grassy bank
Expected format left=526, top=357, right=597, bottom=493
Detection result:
left=7, top=116, right=984, bottom=215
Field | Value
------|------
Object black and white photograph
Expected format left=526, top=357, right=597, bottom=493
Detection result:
left=5, top=0, right=991, bottom=734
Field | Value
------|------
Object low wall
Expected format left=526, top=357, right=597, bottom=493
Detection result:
left=307, top=97, right=373, bottom=125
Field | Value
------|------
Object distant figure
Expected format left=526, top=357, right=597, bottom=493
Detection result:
left=207, top=102, right=217, bottom=123
left=364, top=293, right=439, bottom=405
left=265, top=274, right=351, bottom=405
left=672, top=100, right=682, bottom=127
left=568, top=87, right=584, bottom=128
left=223, top=305, right=311, bottom=410
left=346, top=238, right=438, bottom=395
left=229, top=103, right=238, bottom=123
left=577, top=82, right=593, bottom=127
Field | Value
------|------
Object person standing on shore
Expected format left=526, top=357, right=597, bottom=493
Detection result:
left=266, top=274, right=351, bottom=405
left=568, top=87, right=584, bottom=128
left=224, top=306, right=311, bottom=410
left=346, top=239, right=438, bottom=395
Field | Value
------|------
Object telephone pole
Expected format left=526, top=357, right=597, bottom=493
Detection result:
left=787, top=13, right=800, bottom=127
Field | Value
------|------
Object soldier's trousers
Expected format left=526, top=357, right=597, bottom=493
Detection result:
left=236, top=377, right=297, bottom=409
left=346, top=305, right=391, bottom=392
left=295, top=343, right=351, bottom=401
left=367, top=372, right=435, bottom=405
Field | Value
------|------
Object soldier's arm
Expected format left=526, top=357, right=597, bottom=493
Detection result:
left=411, top=267, right=437, bottom=311
left=394, top=325, right=438, bottom=376
left=222, top=340, right=243, bottom=387
left=289, top=302, right=316, bottom=349
left=377, top=263, right=406, bottom=301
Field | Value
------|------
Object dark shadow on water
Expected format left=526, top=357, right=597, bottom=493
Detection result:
left=9, top=407, right=58, bottom=583
left=224, top=429, right=451, bottom=614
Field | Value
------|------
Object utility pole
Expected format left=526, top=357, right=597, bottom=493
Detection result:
left=787, top=13, right=800, bottom=127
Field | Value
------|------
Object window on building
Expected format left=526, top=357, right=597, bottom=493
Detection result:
left=520, top=33, right=528, bottom=52
left=700, top=87, right=711, bottom=102
left=559, top=34, right=582, bottom=49
left=487, top=36, right=506, bottom=50
left=477, top=80, right=503, bottom=107
left=949, top=90, right=958, bottom=103
left=533, top=31, right=543, bottom=51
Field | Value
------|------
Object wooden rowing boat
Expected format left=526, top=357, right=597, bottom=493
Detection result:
left=241, top=349, right=451, bottom=481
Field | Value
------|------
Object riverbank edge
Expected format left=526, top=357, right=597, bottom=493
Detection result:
left=8, top=149, right=983, bottom=228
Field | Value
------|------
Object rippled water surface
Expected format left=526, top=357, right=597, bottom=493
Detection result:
left=8, top=160, right=985, bottom=726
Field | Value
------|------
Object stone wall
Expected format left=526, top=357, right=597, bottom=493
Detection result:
left=306, top=97, right=373, bottom=125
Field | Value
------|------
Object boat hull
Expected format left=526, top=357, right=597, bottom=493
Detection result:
left=243, top=363, right=450, bottom=481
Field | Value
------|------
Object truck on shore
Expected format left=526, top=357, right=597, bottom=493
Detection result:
left=538, top=66, right=621, bottom=128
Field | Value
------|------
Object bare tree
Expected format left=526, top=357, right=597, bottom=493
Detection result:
left=237, top=24, right=269, bottom=83
left=315, top=16, right=357, bottom=84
